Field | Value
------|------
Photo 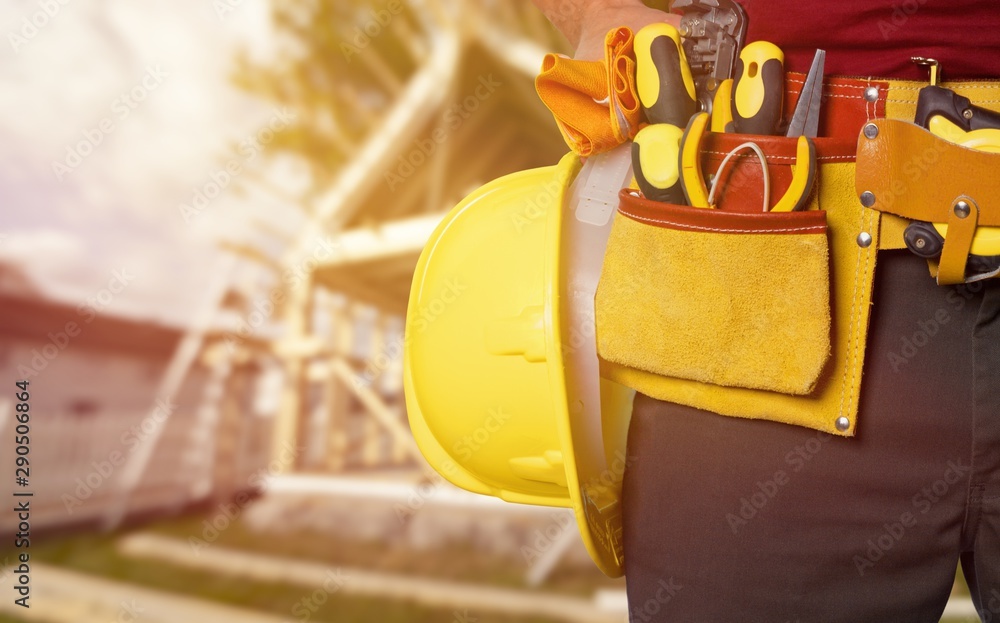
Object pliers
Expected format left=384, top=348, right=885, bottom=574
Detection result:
left=679, top=50, right=824, bottom=212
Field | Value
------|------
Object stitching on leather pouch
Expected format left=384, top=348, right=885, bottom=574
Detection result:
left=853, top=211, right=876, bottom=414
left=892, top=84, right=1000, bottom=92
left=784, top=76, right=869, bottom=99
left=840, top=209, right=874, bottom=426
left=888, top=98, right=1000, bottom=104
left=702, top=150, right=855, bottom=163
left=618, top=208, right=826, bottom=234
left=839, top=209, right=866, bottom=422
left=822, top=93, right=871, bottom=100
left=784, top=75, right=869, bottom=93
left=866, top=79, right=873, bottom=121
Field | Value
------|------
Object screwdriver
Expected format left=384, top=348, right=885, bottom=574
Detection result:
left=711, top=78, right=734, bottom=132
left=631, top=23, right=698, bottom=203
left=632, top=124, right=686, bottom=203
left=731, top=41, right=785, bottom=135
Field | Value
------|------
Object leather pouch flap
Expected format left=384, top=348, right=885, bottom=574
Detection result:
left=596, top=190, right=832, bottom=397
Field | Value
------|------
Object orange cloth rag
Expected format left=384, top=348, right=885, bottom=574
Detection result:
left=535, top=27, right=641, bottom=157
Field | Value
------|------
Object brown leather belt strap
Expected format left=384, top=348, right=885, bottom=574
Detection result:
left=855, top=118, right=1000, bottom=283
left=855, top=119, right=1000, bottom=226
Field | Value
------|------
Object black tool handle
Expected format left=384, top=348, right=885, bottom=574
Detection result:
left=914, top=85, right=1000, bottom=131
left=635, top=23, right=698, bottom=126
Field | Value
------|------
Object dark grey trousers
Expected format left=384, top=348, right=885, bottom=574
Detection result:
left=622, top=250, right=1000, bottom=622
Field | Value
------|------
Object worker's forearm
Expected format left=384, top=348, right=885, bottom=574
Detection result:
left=531, top=0, right=649, bottom=49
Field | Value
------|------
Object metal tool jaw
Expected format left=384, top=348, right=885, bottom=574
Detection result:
left=786, top=50, right=826, bottom=138
left=672, top=0, right=748, bottom=114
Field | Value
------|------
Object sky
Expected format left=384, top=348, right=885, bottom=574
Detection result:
left=0, top=0, right=308, bottom=327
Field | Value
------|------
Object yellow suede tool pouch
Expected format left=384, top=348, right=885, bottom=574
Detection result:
left=594, top=75, right=886, bottom=437
left=596, top=190, right=831, bottom=395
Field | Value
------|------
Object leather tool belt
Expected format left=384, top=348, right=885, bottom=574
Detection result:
left=856, top=117, right=1000, bottom=284
left=595, top=75, right=1000, bottom=436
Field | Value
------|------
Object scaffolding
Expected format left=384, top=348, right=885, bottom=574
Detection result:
left=266, top=1, right=570, bottom=475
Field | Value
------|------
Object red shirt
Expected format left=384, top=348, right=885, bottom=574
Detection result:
left=741, top=0, right=1000, bottom=80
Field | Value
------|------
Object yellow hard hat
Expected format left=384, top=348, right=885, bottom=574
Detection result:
left=403, top=152, right=635, bottom=577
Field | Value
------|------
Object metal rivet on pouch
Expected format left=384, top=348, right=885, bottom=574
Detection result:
left=963, top=108, right=974, bottom=120
left=835, top=417, right=851, bottom=431
left=954, top=200, right=971, bottom=219
left=864, top=86, right=879, bottom=102
left=860, top=191, right=876, bottom=207
left=857, top=232, right=873, bottom=248
left=863, top=123, right=879, bottom=139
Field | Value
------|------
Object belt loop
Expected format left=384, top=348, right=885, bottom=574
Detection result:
left=937, top=196, right=980, bottom=285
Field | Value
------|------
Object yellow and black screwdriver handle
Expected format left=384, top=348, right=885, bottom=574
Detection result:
left=731, top=41, right=785, bottom=135
left=631, top=23, right=698, bottom=204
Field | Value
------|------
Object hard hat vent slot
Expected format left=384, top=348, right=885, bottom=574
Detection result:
left=509, top=451, right=567, bottom=487
left=485, top=306, right=547, bottom=363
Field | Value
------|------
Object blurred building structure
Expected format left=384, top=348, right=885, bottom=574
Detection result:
left=264, top=0, right=570, bottom=476
left=0, top=263, right=274, bottom=533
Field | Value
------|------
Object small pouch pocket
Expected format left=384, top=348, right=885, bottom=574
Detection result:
left=595, top=189, right=832, bottom=395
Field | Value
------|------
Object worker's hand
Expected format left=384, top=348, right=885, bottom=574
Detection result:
left=574, top=0, right=680, bottom=60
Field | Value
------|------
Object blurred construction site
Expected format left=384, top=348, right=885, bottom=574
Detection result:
left=0, top=1, right=982, bottom=621
left=0, top=1, right=633, bottom=622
